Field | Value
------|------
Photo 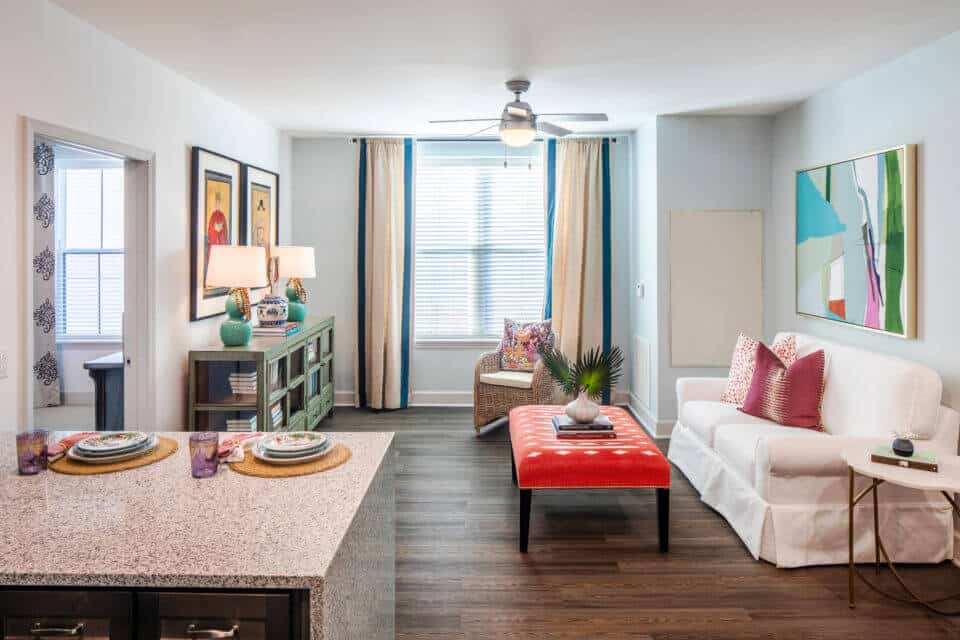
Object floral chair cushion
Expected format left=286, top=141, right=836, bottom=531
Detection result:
left=499, top=318, right=555, bottom=372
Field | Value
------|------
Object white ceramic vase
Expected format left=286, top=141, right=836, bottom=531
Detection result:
left=565, top=390, right=601, bottom=423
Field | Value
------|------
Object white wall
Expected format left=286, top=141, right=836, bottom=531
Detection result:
left=290, top=137, right=357, bottom=399
left=629, top=121, right=659, bottom=421
left=768, top=30, right=960, bottom=410
left=1, top=0, right=285, bottom=428
left=291, top=136, right=634, bottom=404
left=653, top=115, right=774, bottom=423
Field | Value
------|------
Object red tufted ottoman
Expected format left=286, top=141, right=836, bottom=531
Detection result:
left=508, top=405, right=671, bottom=552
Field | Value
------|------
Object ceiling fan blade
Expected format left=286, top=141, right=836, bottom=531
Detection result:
left=428, top=118, right=503, bottom=124
left=467, top=122, right=501, bottom=137
left=535, top=113, right=608, bottom=122
left=506, top=104, right=531, bottom=118
left=537, top=121, right=573, bottom=137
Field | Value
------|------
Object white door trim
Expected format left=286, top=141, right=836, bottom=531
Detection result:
left=21, top=117, right=157, bottom=430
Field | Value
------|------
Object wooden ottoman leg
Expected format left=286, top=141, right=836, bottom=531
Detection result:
left=657, top=488, right=670, bottom=552
left=519, top=489, right=532, bottom=553
left=510, top=445, right=518, bottom=486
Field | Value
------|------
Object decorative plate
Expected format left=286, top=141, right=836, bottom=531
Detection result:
left=68, top=436, right=159, bottom=464
left=75, top=432, right=151, bottom=454
left=261, top=431, right=327, bottom=453
left=252, top=438, right=334, bottom=466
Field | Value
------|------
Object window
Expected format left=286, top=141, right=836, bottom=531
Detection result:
left=55, top=162, right=124, bottom=340
left=415, top=141, right=545, bottom=341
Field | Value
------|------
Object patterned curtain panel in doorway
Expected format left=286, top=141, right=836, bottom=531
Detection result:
left=33, top=136, right=61, bottom=408
left=355, top=138, right=413, bottom=410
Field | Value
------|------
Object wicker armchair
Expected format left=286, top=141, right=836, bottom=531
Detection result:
left=473, top=352, right=556, bottom=432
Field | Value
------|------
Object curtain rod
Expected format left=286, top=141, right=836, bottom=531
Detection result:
left=349, top=137, right=618, bottom=143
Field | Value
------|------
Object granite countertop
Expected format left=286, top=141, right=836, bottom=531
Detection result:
left=0, top=431, right=394, bottom=591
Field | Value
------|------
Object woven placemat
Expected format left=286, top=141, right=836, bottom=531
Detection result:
left=229, top=443, right=351, bottom=478
left=49, top=437, right=179, bottom=475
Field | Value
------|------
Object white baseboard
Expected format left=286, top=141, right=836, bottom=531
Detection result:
left=628, top=391, right=674, bottom=438
left=409, top=390, right=473, bottom=407
left=337, top=388, right=632, bottom=409
left=62, top=392, right=94, bottom=406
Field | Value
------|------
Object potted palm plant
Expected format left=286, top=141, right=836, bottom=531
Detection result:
left=538, top=345, right=624, bottom=423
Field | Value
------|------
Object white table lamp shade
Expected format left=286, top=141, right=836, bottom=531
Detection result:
left=273, top=245, right=317, bottom=278
left=205, top=245, right=268, bottom=289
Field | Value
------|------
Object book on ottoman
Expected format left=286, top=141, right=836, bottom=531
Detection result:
left=551, top=414, right=613, bottom=431
left=551, top=414, right=616, bottom=439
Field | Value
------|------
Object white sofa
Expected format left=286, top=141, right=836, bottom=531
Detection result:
left=668, top=332, right=959, bottom=568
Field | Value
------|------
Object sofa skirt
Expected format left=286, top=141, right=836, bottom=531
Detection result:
left=668, top=422, right=955, bottom=568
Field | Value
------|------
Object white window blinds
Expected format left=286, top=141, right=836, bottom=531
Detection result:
left=55, top=164, right=125, bottom=339
left=414, top=141, right=546, bottom=340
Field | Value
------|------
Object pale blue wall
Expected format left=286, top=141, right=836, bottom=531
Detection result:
left=768, top=30, right=960, bottom=409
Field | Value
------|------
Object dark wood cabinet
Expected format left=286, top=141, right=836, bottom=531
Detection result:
left=0, top=589, right=305, bottom=640
left=137, top=592, right=291, bottom=640
left=0, top=590, right=133, bottom=639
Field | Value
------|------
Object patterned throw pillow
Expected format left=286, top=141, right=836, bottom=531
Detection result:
left=499, top=319, right=555, bottom=371
left=740, top=343, right=826, bottom=430
left=721, top=333, right=797, bottom=406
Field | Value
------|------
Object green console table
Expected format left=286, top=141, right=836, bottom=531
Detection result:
left=188, top=316, right=335, bottom=432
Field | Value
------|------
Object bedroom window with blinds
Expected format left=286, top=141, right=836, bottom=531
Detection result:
left=55, top=163, right=124, bottom=340
left=415, top=141, right=545, bottom=341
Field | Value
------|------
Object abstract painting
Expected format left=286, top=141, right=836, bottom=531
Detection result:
left=241, top=164, right=279, bottom=304
left=191, top=147, right=241, bottom=320
left=795, top=145, right=916, bottom=337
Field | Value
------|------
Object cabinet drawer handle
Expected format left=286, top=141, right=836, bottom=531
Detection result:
left=185, top=624, right=239, bottom=638
left=30, top=622, right=85, bottom=637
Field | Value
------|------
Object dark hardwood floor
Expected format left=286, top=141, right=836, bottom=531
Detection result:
left=323, top=406, right=960, bottom=639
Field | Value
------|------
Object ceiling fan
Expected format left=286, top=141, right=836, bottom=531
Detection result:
left=428, top=79, right=608, bottom=148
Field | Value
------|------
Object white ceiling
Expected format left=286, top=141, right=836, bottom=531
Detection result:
left=55, top=0, right=960, bottom=135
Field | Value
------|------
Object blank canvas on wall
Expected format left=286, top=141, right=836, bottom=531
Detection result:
left=670, top=210, right=763, bottom=367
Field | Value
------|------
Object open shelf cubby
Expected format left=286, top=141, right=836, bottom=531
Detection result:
left=188, top=316, right=335, bottom=432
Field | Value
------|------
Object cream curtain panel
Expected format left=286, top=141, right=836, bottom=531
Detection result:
left=355, top=138, right=412, bottom=409
left=549, top=138, right=613, bottom=389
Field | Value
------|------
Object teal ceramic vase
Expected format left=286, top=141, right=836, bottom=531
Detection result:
left=220, top=291, right=252, bottom=347
left=286, top=280, right=307, bottom=323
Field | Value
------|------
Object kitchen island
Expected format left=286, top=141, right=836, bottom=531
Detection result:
left=0, top=431, right=395, bottom=639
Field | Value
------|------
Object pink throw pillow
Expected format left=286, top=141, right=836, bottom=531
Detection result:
left=740, top=343, right=826, bottom=430
left=721, top=334, right=797, bottom=406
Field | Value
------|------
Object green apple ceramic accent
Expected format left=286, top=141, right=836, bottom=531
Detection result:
left=221, top=291, right=252, bottom=347
left=286, top=280, right=307, bottom=322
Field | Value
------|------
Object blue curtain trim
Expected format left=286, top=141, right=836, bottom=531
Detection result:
left=544, top=139, right=557, bottom=320
left=601, top=138, right=613, bottom=405
left=400, top=138, right=413, bottom=408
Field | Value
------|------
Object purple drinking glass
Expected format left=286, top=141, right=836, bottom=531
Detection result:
left=16, top=431, right=48, bottom=475
left=189, top=432, right=219, bottom=478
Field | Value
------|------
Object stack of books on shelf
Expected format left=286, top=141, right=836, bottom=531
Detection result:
left=252, top=322, right=302, bottom=338
left=228, top=371, right=257, bottom=402
left=552, top=414, right=617, bottom=439
left=225, top=415, right=257, bottom=432
left=270, top=401, right=284, bottom=429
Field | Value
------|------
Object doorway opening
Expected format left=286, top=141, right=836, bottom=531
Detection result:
left=27, top=123, right=154, bottom=431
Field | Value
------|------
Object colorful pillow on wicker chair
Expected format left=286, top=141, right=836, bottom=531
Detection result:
left=499, top=319, right=555, bottom=371
left=721, top=333, right=797, bottom=406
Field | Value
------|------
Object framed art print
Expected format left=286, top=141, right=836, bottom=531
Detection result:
left=241, top=164, right=279, bottom=305
left=795, top=144, right=916, bottom=338
left=191, top=147, right=241, bottom=320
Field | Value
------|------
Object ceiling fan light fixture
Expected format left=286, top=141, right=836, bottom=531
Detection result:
left=499, top=119, right=536, bottom=148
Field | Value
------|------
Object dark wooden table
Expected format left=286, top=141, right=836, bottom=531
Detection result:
left=83, top=351, right=123, bottom=430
